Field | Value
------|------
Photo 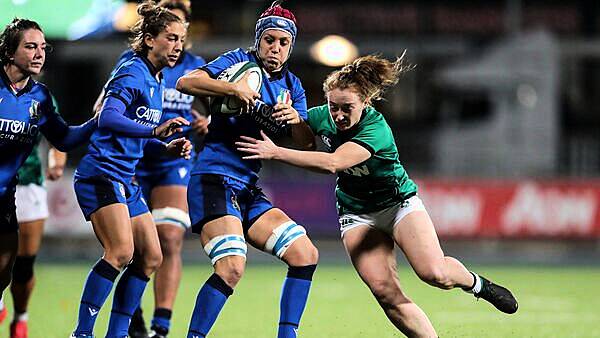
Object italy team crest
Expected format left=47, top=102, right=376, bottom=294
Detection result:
left=29, top=100, right=40, bottom=121
left=277, top=89, right=291, bottom=105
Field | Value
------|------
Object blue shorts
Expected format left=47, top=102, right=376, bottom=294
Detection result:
left=136, top=165, right=192, bottom=202
left=74, top=175, right=149, bottom=221
left=0, top=189, right=18, bottom=233
left=188, top=174, right=273, bottom=234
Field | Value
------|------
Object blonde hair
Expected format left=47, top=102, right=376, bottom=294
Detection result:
left=129, top=0, right=182, bottom=55
left=323, top=53, right=414, bottom=104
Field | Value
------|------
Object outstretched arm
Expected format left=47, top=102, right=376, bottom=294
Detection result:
left=46, top=147, right=67, bottom=180
left=236, top=131, right=371, bottom=174
left=98, top=96, right=189, bottom=139
left=41, top=115, right=98, bottom=152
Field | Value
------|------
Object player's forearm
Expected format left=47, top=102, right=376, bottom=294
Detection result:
left=176, top=73, right=235, bottom=97
left=48, top=147, right=67, bottom=168
left=274, top=147, right=338, bottom=174
left=290, top=121, right=316, bottom=150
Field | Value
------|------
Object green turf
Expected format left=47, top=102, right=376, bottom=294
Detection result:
left=0, top=264, right=599, bottom=337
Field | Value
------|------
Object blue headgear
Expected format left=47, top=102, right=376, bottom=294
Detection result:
left=254, top=5, right=298, bottom=61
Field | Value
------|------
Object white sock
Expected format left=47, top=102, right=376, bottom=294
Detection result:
left=0, top=297, right=4, bottom=310
left=464, top=272, right=482, bottom=294
left=14, top=312, right=28, bottom=322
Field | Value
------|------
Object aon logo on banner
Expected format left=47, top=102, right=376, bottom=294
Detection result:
left=343, top=165, right=370, bottom=177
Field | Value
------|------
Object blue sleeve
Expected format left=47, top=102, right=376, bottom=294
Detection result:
left=290, top=75, right=308, bottom=121
left=200, top=49, right=245, bottom=79
left=39, top=100, right=97, bottom=152
left=105, top=67, right=143, bottom=106
left=145, top=138, right=167, bottom=152
left=98, top=96, right=154, bottom=137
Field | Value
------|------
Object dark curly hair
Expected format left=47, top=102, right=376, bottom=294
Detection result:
left=0, top=18, right=43, bottom=64
left=157, top=0, right=192, bottom=22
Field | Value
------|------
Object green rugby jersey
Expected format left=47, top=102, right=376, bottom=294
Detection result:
left=307, top=104, right=417, bottom=214
left=17, top=138, right=43, bottom=186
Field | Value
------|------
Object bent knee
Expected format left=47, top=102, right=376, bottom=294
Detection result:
left=283, top=238, right=319, bottom=266
left=105, top=248, right=134, bottom=269
left=214, top=256, right=246, bottom=288
left=368, top=278, right=400, bottom=301
left=416, top=266, right=453, bottom=290
left=142, top=250, right=163, bottom=272
left=159, top=231, right=184, bottom=257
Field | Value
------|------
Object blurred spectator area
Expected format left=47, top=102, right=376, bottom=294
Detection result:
left=21, top=0, right=600, bottom=178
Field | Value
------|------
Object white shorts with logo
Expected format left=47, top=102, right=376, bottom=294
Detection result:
left=15, top=183, right=49, bottom=223
left=339, top=195, right=426, bottom=237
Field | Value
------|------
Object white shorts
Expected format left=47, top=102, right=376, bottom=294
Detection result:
left=339, top=195, right=426, bottom=237
left=15, top=184, right=49, bottom=223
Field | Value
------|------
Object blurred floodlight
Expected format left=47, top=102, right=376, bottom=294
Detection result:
left=310, top=35, right=358, bottom=67
left=517, top=84, right=537, bottom=109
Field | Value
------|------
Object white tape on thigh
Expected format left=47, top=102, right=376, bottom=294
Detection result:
left=152, top=207, right=191, bottom=228
left=264, top=221, right=307, bottom=259
left=203, top=234, right=247, bottom=265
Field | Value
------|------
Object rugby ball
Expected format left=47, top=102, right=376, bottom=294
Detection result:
left=209, top=61, right=262, bottom=115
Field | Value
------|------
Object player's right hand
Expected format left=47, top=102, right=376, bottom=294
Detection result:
left=153, top=117, right=190, bottom=139
left=166, top=137, right=193, bottom=159
left=233, top=71, right=260, bottom=113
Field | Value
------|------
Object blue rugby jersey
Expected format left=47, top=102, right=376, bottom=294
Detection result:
left=111, top=50, right=205, bottom=174
left=75, top=56, right=165, bottom=183
left=1, top=66, right=94, bottom=197
left=192, top=48, right=308, bottom=184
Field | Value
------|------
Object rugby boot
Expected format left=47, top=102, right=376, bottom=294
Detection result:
left=0, top=306, right=7, bottom=324
left=475, top=276, right=518, bottom=314
left=10, top=320, right=27, bottom=338
left=129, top=307, right=149, bottom=338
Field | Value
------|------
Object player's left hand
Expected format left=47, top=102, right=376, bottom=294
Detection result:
left=46, top=165, right=64, bottom=181
left=236, top=130, right=279, bottom=160
left=191, top=109, right=210, bottom=136
left=166, top=137, right=193, bottom=159
left=272, top=103, right=301, bottom=125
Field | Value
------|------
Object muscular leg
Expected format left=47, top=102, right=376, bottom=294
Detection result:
left=393, top=211, right=473, bottom=290
left=149, top=185, right=188, bottom=336
left=187, top=216, right=245, bottom=338
left=343, top=224, right=437, bottom=338
left=394, top=210, right=518, bottom=314
left=73, top=204, right=132, bottom=336
left=248, top=208, right=319, bottom=338
left=106, top=212, right=162, bottom=338
left=10, top=219, right=44, bottom=316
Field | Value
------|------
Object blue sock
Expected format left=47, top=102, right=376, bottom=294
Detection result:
left=73, top=259, right=120, bottom=336
left=105, top=265, right=149, bottom=338
left=278, top=265, right=317, bottom=338
left=151, top=307, right=172, bottom=334
left=187, top=273, right=233, bottom=338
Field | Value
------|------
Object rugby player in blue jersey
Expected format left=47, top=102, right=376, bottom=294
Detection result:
left=0, top=18, right=98, bottom=312
left=70, top=2, right=193, bottom=337
left=176, top=2, right=319, bottom=337
left=94, top=1, right=208, bottom=337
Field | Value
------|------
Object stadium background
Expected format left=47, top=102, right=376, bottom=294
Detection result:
left=2, top=0, right=600, bottom=337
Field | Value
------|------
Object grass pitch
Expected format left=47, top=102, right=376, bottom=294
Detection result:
left=0, top=264, right=599, bottom=337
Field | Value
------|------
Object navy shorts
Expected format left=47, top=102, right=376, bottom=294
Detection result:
left=188, top=174, right=273, bottom=234
left=0, top=190, right=18, bottom=233
left=74, top=175, right=149, bottom=221
left=136, top=164, right=192, bottom=202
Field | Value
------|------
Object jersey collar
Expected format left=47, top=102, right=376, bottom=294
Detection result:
left=0, top=63, right=35, bottom=96
left=137, top=54, right=163, bottom=83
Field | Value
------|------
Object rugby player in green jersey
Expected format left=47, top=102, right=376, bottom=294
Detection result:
left=237, top=54, right=518, bottom=337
